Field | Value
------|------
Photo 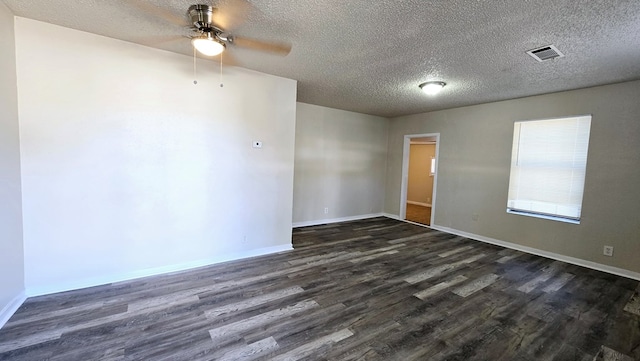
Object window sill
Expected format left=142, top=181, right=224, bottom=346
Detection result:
left=506, top=209, right=580, bottom=224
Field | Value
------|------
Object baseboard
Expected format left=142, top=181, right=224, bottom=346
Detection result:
left=431, top=225, right=640, bottom=281
left=0, top=291, right=27, bottom=329
left=406, top=201, right=432, bottom=207
left=26, top=244, right=293, bottom=297
left=382, top=213, right=402, bottom=221
left=293, top=213, right=385, bottom=228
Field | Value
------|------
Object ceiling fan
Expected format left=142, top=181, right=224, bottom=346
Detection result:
left=186, top=3, right=291, bottom=58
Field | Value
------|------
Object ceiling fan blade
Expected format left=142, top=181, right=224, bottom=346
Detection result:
left=132, top=35, right=189, bottom=46
left=127, top=2, right=189, bottom=27
left=212, top=0, right=255, bottom=31
left=230, top=36, right=292, bottom=56
left=216, top=50, right=242, bottom=67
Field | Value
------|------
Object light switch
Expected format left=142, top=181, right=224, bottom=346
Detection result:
left=252, top=141, right=263, bottom=148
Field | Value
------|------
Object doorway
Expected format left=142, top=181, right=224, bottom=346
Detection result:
left=400, top=133, right=439, bottom=226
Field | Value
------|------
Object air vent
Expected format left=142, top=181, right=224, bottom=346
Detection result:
left=527, top=45, right=564, bottom=62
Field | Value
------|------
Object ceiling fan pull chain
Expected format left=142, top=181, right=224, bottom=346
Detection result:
left=193, top=47, right=198, bottom=85
left=220, top=53, right=224, bottom=88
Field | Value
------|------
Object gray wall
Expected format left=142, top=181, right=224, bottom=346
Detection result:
left=0, top=3, right=25, bottom=319
left=385, top=80, right=640, bottom=274
left=293, top=103, right=388, bottom=224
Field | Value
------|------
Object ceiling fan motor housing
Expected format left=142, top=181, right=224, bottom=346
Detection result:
left=188, top=4, right=216, bottom=32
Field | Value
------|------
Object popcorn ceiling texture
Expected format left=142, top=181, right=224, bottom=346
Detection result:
left=3, top=0, right=640, bottom=117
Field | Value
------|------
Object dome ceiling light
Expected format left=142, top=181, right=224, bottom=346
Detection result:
left=419, top=81, right=446, bottom=95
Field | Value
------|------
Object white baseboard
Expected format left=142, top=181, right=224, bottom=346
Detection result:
left=406, top=201, right=432, bottom=207
left=293, top=213, right=385, bottom=228
left=382, top=213, right=402, bottom=221
left=431, top=225, right=640, bottom=281
left=0, top=291, right=27, bottom=329
left=26, top=244, right=293, bottom=297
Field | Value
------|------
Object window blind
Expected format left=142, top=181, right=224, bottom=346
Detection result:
left=507, top=115, right=591, bottom=222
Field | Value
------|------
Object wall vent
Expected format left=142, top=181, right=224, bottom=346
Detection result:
left=527, top=45, right=564, bottom=62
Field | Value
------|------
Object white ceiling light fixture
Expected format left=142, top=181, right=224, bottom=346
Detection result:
left=419, top=81, right=446, bottom=95
left=191, top=33, right=225, bottom=56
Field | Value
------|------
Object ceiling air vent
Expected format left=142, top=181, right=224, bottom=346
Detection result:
left=527, top=45, right=564, bottom=62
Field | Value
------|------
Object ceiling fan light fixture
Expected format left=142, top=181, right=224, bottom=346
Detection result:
left=419, top=81, right=446, bottom=95
left=191, top=34, right=225, bottom=56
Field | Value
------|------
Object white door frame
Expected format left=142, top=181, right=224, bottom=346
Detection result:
left=399, top=133, right=440, bottom=226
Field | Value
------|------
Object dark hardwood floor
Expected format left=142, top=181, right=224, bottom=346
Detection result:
left=1, top=217, right=639, bottom=360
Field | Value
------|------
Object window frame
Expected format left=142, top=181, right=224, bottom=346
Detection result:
left=506, top=114, right=592, bottom=224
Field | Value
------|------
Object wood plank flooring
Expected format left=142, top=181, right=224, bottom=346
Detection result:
left=1, top=217, right=639, bottom=360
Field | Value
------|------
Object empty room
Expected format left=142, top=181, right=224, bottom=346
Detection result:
left=1, top=0, right=639, bottom=360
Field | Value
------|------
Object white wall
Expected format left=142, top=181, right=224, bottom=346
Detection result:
left=15, top=18, right=297, bottom=295
left=385, top=81, right=640, bottom=276
left=293, top=103, right=388, bottom=226
left=0, top=5, right=25, bottom=326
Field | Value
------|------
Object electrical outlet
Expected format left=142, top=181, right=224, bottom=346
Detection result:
left=603, top=246, right=614, bottom=257
left=324, top=207, right=329, bottom=214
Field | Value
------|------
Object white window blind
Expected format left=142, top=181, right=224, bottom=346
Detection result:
left=507, top=115, right=591, bottom=222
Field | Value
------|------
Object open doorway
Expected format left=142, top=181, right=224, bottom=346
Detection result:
left=400, top=133, right=439, bottom=226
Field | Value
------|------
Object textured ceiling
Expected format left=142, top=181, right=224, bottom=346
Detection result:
left=3, top=0, right=640, bottom=117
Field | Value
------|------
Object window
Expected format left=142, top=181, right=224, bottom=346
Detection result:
left=430, top=157, right=436, bottom=176
left=506, top=115, right=591, bottom=223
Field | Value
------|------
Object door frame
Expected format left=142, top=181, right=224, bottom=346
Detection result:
left=400, top=133, right=440, bottom=226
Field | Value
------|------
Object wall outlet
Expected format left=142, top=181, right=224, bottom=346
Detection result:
left=603, top=245, right=614, bottom=257
left=324, top=207, right=329, bottom=214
